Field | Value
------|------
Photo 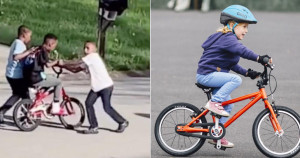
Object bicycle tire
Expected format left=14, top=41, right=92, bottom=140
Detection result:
left=13, top=99, right=41, bottom=131
left=253, top=106, right=300, bottom=158
left=59, top=97, right=85, bottom=129
left=154, top=102, right=207, bottom=156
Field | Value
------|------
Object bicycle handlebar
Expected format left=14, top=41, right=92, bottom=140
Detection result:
left=52, top=66, right=63, bottom=78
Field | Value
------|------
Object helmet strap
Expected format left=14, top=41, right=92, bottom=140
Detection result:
left=227, top=22, right=238, bottom=34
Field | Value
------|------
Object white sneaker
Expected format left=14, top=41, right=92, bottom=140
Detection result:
left=174, top=0, right=191, bottom=12
left=208, top=137, right=234, bottom=148
left=51, top=102, right=61, bottom=114
left=167, top=0, right=176, bottom=9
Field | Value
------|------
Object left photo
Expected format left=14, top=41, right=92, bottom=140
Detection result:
left=0, top=0, right=150, bottom=158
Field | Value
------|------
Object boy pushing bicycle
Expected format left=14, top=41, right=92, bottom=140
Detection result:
left=59, top=41, right=129, bottom=134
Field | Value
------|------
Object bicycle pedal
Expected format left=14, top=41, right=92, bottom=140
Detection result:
left=210, top=112, right=222, bottom=119
left=214, top=145, right=226, bottom=151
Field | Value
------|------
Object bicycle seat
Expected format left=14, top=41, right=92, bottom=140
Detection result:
left=195, top=83, right=214, bottom=93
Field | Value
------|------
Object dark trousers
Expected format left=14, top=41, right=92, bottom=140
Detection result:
left=85, top=86, right=125, bottom=128
left=0, top=77, right=29, bottom=113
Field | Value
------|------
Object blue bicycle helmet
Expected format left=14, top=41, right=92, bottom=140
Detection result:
left=220, top=5, right=257, bottom=25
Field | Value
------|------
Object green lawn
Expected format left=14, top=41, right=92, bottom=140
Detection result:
left=0, top=0, right=150, bottom=71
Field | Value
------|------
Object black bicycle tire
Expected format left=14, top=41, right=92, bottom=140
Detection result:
left=253, top=106, right=300, bottom=158
left=59, top=97, right=85, bottom=129
left=154, top=102, right=207, bottom=156
left=13, top=99, right=41, bottom=131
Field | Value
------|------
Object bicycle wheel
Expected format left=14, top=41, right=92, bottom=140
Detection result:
left=154, top=102, right=207, bottom=156
left=13, top=99, right=41, bottom=131
left=253, top=106, right=300, bottom=158
left=59, top=97, right=85, bottom=129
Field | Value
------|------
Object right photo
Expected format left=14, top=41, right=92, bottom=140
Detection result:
left=151, top=0, right=300, bottom=157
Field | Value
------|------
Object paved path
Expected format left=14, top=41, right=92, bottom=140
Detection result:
left=0, top=44, right=150, bottom=158
left=151, top=10, right=300, bottom=158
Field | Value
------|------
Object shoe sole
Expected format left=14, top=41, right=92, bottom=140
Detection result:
left=207, top=140, right=234, bottom=148
left=205, top=103, right=229, bottom=117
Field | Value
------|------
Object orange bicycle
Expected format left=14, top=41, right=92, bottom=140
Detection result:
left=154, top=63, right=300, bottom=157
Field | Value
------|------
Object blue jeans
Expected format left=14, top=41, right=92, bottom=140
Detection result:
left=196, top=72, right=242, bottom=124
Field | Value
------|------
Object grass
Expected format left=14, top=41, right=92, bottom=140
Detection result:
left=0, top=0, right=150, bottom=71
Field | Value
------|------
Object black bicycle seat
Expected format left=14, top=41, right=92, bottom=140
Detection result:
left=195, top=83, right=214, bottom=93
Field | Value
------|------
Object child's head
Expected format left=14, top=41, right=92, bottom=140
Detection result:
left=217, top=21, right=248, bottom=40
left=18, top=25, right=32, bottom=44
left=218, top=5, right=257, bottom=40
left=84, top=41, right=97, bottom=55
left=43, top=33, right=58, bottom=52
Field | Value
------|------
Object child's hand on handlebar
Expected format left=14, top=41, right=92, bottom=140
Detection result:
left=28, top=47, right=39, bottom=54
left=258, top=55, right=272, bottom=65
left=57, top=59, right=64, bottom=67
left=247, top=69, right=261, bottom=80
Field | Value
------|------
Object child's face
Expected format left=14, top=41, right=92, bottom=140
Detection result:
left=234, top=23, right=249, bottom=40
left=84, top=43, right=96, bottom=55
left=23, top=31, right=32, bottom=44
left=45, top=39, right=58, bottom=52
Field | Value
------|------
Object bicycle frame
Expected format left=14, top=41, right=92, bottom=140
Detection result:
left=31, top=87, right=69, bottom=109
left=177, top=87, right=283, bottom=134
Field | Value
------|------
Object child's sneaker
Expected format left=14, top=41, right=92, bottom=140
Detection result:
left=82, top=127, right=99, bottom=134
left=116, top=121, right=129, bottom=133
left=51, top=102, right=63, bottom=115
left=0, top=111, right=4, bottom=124
left=205, top=100, right=229, bottom=117
left=208, top=137, right=234, bottom=148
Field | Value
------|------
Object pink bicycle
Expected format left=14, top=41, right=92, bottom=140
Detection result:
left=13, top=67, right=85, bottom=131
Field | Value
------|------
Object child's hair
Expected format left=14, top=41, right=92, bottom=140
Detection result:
left=18, top=25, right=31, bottom=37
left=84, top=40, right=96, bottom=46
left=43, top=33, right=58, bottom=44
left=217, top=21, right=236, bottom=34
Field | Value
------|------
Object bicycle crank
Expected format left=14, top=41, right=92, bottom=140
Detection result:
left=175, top=123, right=226, bottom=140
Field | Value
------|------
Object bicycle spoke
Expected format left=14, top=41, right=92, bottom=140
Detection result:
left=183, top=109, right=185, bottom=123
left=281, top=137, right=291, bottom=149
left=283, top=135, right=297, bottom=146
left=176, top=110, right=178, bottom=124
left=283, top=134, right=299, bottom=139
left=171, top=135, right=177, bottom=147
left=162, top=126, right=175, bottom=128
left=284, top=123, right=296, bottom=131
left=284, top=130, right=299, bottom=133
left=169, top=113, right=177, bottom=125
left=260, top=132, right=275, bottom=136
left=184, top=136, right=186, bottom=148
left=164, top=119, right=176, bottom=125
left=178, top=135, right=180, bottom=149
left=261, top=127, right=275, bottom=133
left=268, top=136, right=277, bottom=148
left=188, top=137, right=193, bottom=144
left=166, top=135, right=176, bottom=142
left=264, top=119, right=274, bottom=128
left=280, top=137, right=284, bottom=152
left=283, top=137, right=293, bottom=148
left=162, top=132, right=176, bottom=136
left=280, top=115, right=285, bottom=129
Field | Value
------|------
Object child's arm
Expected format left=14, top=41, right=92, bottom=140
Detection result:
left=45, top=60, right=59, bottom=68
left=14, top=47, right=37, bottom=60
left=60, top=60, right=88, bottom=73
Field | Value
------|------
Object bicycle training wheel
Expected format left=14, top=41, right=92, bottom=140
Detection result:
left=59, top=97, right=85, bottom=129
left=154, top=103, right=207, bottom=156
left=253, top=106, right=300, bottom=158
left=13, top=99, right=41, bottom=131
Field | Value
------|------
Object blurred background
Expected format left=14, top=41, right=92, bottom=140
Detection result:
left=152, top=0, right=300, bottom=11
left=0, top=0, right=150, bottom=71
